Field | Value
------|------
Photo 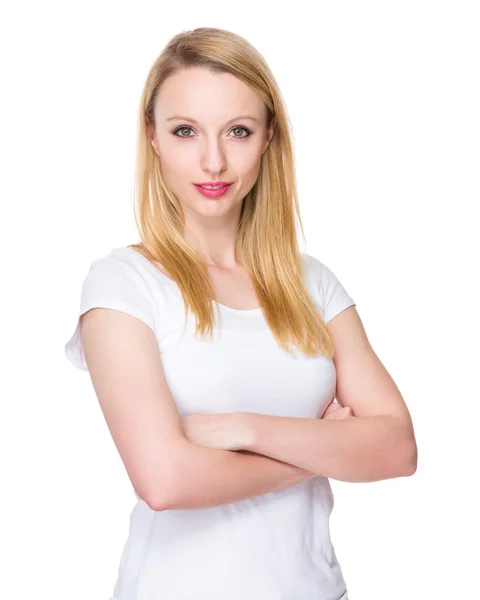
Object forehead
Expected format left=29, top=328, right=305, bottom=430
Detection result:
left=154, top=68, right=266, bottom=124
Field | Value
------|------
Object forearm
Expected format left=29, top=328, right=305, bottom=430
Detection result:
left=160, top=442, right=316, bottom=511
left=243, top=413, right=417, bottom=483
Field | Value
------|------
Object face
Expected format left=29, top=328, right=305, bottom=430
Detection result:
left=148, top=67, right=274, bottom=221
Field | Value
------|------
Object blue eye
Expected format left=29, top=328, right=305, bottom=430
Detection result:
left=172, top=125, right=252, bottom=139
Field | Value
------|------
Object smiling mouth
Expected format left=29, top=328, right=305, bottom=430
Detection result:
left=193, top=183, right=233, bottom=197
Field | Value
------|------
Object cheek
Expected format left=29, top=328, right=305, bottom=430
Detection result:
left=239, top=155, right=263, bottom=183
left=235, top=142, right=264, bottom=172
left=158, top=147, right=187, bottom=175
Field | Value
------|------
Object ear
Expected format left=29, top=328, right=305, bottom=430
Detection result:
left=263, top=118, right=276, bottom=153
left=147, top=125, right=159, bottom=155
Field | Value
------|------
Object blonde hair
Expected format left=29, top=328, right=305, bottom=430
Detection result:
left=128, top=27, right=334, bottom=358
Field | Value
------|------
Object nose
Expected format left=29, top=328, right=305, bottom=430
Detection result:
left=200, top=136, right=228, bottom=176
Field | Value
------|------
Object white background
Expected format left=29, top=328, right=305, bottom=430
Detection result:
left=1, top=1, right=479, bottom=599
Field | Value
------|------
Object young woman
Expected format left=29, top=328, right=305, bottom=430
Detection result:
left=65, top=27, right=417, bottom=600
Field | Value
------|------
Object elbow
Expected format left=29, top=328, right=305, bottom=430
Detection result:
left=142, top=488, right=170, bottom=512
left=134, top=481, right=170, bottom=511
left=136, top=470, right=179, bottom=512
left=406, top=446, right=418, bottom=476
left=143, top=469, right=183, bottom=511
left=399, top=439, right=418, bottom=477
left=389, top=416, right=417, bottom=477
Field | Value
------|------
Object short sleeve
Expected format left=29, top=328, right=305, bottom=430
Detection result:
left=65, top=253, right=157, bottom=371
left=320, top=261, right=356, bottom=323
left=304, top=254, right=356, bottom=324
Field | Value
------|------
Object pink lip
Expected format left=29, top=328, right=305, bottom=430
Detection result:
left=196, top=181, right=232, bottom=186
left=193, top=183, right=232, bottom=198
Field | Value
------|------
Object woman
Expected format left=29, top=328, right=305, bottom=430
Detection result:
left=65, top=27, right=417, bottom=600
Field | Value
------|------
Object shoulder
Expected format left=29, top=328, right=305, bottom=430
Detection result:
left=299, top=252, right=332, bottom=288
left=87, top=246, right=157, bottom=282
left=65, top=247, right=159, bottom=371
left=79, top=246, right=160, bottom=305
left=300, top=252, right=356, bottom=324
left=300, top=251, right=350, bottom=284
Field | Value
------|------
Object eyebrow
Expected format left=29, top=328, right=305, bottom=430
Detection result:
left=165, top=115, right=260, bottom=125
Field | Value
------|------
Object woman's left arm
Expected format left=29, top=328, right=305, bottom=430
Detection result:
left=241, top=306, right=418, bottom=483
left=241, top=412, right=415, bottom=483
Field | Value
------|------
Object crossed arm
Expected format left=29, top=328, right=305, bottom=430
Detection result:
left=161, top=406, right=415, bottom=511
left=160, top=306, right=417, bottom=511
left=241, top=411, right=416, bottom=483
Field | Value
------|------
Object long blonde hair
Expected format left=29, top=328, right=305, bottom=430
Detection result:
left=128, top=27, right=334, bottom=359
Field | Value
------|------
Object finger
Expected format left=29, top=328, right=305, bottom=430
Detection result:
left=323, top=402, right=341, bottom=416
left=337, top=405, right=356, bottom=418
left=324, top=406, right=354, bottom=420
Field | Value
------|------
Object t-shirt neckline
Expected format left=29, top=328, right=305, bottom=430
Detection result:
left=118, top=246, right=263, bottom=316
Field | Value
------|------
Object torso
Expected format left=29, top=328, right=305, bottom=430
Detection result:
left=133, top=245, right=260, bottom=311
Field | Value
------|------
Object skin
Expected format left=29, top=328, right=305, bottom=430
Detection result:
left=148, top=66, right=274, bottom=269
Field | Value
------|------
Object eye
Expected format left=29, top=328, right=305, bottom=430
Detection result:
left=230, top=126, right=252, bottom=138
left=172, top=125, right=252, bottom=139
left=173, top=126, right=195, bottom=138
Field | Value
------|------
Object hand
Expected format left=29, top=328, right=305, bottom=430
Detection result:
left=181, top=412, right=250, bottom=451
left=321, top=400, right=356, bottom=420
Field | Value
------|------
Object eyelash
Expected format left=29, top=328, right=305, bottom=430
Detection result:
left=172, top=125, right=253, bottom=139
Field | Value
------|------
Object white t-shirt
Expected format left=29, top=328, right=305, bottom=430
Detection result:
left=65, top=246, right=356, bottom=600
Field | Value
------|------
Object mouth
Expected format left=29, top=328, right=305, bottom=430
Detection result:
left=193, top=183, right=233, bottom=198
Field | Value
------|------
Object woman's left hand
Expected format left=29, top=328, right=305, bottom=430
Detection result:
left=181, top=412, right=251, bottom=451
